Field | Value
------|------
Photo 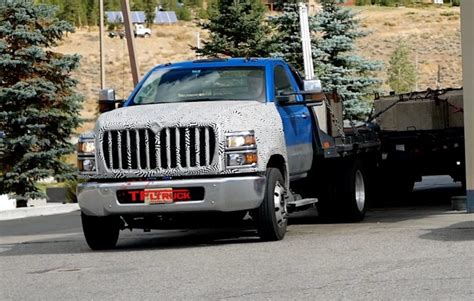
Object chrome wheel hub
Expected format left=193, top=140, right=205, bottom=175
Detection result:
left=273, top=181, right=288, bottom=228
left=355, top=170, right=366, bottom=212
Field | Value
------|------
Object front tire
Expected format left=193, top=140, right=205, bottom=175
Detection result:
left=81, top=212, right=121, bottom=250
left=253, top=168, right=288, bottom=241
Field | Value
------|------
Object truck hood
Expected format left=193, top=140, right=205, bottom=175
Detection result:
left=91, top=100, right=287, bottom=179
left=96, top=101, right=267, bottom=131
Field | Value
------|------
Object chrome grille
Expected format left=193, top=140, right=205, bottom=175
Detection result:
left=102, top=127, right=216, bottom=170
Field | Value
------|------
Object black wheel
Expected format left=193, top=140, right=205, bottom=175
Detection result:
left=317, top=160, right=367, bottom=222
left=144, top=33, right=151, bottom=38
left=81, top=212, right=121, bottom=250
left=253, top=168, right=288, bottom=241
left=341, top=161, right=367, bottom=222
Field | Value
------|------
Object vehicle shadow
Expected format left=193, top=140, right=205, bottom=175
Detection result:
left=0, top=223, right=264, bottom=256
left=290, top=177, right=465, bottom=225
left=1, top=178, right=466, bottom=256
left=419, top=221, right=474, bottom=241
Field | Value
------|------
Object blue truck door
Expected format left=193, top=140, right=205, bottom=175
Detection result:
left=273, top=64, right=313, bottom=176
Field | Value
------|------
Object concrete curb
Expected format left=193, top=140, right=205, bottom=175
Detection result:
left=0, top=204, right=80, bottom=221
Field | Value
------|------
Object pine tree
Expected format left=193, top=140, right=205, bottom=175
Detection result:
left=144, top=0, right=157, bottom=26
left=387, top=40, right=417, bottom=94
left=0, top=1, right=83, bottom=203
left=314, top=0, right=382, bottom=119
left=270, top=4, right=305, bottom=71
left=194, top=0, right=274, bottom=58
left=86, top=0, right=99, bottom=27
left=161, top=0, right=178, bottom=11
left=59, top=0, right=84, bottom=26
left=270, top=3, right=325, bottom=73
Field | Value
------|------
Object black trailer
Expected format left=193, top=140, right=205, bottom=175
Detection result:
left=372, top=88, right=465, bottom=196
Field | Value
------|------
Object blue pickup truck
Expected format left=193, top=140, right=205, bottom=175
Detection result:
left=77, top=58, right=380, bottom=250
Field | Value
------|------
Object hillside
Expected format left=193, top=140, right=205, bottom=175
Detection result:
left=52, top=5, right=462, bottom=133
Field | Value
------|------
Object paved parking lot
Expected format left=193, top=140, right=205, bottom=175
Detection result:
left=0, top=177, right=473, bottom=300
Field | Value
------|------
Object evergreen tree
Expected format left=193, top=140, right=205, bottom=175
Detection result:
left=387, top=40, right=417, bottom=94
left=194, top=0, right=274, bottom=58
left=270, top=3, right=324, bottom=73
left=59, top=0, right=84, bottom=26
left=271, top=1, right=381, bottom=119
left=270, top=4, right=305, bottom=71
left=161, top=0, right=178, bottom=11
left=105, top=0, right=122, bottom=10
left=144, top=0, right=157, bottom=26
left=0, top=1, right=83, bottom=203
left=314, top=0, right=381, bottom=119
left=86, top=0, right=99, bottom=26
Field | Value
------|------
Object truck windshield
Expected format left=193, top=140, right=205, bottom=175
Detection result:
left=131, top=67, right=266, bottom=104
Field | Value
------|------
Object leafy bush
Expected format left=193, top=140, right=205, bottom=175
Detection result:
left=356, top=0, right=372, bottom=5
left=177, top=6, right=192, bottom=21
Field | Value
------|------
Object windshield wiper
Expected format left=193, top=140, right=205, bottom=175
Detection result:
left=153, top=98, right=226, bottom=103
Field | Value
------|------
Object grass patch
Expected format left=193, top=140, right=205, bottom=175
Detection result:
left=440, top=11, right=456, bottom=17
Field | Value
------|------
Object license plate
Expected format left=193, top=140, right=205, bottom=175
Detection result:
left=117, top=188, right=200, bottom=204
left=144, top=188, right=174, bottom=205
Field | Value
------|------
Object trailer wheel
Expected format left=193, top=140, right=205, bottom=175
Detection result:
left=81, top=212, right=120, bottom=250
left=317, top=160, right=367, bottom=222
left=253, top=168, right=287, bottom=241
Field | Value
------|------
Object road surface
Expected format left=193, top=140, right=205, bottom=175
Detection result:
left=0, top=177, right=473, bottom=300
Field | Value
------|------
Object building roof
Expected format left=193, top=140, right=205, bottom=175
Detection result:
left=105, top=10, right=178, bottom=24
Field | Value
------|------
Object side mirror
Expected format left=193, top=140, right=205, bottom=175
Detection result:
left=276, top=93, right=296, bottom=104
left=98, top=89, right=122, bottom=113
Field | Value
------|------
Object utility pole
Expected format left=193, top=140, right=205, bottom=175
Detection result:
left=99, top=0, right=105, bottom=89
left=121, top=0, right=140, bottom=87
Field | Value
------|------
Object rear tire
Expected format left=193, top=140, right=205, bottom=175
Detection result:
left=341, top=161, right=367, bottom=222
left=317, top=160, right=367, bottom=222
left=253, top=168, right=287, bottom=241
left=81, top=212, right=121, bottom=250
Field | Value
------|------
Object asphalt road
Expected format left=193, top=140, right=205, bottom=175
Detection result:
left=0, top=177, right=473, bottom=300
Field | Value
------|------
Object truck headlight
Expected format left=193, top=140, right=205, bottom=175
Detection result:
left=77, top=137, right=96, bottom=174
left=78, top=158, right=96, bottom=172
left=78, top=141, right=96, bottom=154
left=226, top=151, right=258, bottom=168
left=225, top=131, right=256, bottom=150
left=225, top=131, right=257, bottom=169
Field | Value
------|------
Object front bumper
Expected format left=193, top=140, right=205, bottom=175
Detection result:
left=78, top=176, right=266, bottom=216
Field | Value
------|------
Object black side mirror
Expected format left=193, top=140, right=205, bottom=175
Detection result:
left=276, top=93, right=296, bottom=104
left=98, top=89, right=123, bottom=113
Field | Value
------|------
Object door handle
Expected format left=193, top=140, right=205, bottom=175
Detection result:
left=298, top=113, right=309, bottom=119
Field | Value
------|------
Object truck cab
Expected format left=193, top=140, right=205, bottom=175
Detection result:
left=78, top=58, right=376, bottom=249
